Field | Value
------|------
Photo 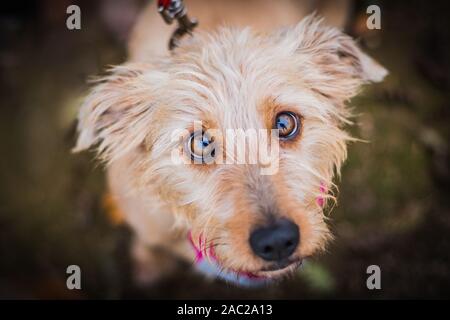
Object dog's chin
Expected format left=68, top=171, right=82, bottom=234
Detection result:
left=254, top=258, right=303, bottom=278
left=195, top=255, right=303, bottom=287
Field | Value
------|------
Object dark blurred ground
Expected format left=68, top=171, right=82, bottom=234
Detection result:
left=0, top=0, right=449, bottom=299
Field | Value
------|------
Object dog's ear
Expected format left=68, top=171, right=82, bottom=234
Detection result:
left=280, top=15, right=388, bottom=101
left=73, top=63, right=165, bottom=162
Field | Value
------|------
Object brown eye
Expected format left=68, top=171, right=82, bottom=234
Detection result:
left=187, top=130, right=216, bottom=163
left=274, top=112, right=300, bottom=140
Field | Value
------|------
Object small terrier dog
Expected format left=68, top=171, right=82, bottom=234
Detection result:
left=75, top=0, right=387, bottom=286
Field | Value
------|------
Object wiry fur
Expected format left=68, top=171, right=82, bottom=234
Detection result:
left=75, top=9, right=387, bottom=284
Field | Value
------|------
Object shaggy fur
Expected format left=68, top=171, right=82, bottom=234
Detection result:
left=75, top=0, right=387, bottom=285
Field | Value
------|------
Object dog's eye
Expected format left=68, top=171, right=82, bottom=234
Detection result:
left=187, top=131, right=215, bottom=163
left=274, top=112, right=300, bottom=140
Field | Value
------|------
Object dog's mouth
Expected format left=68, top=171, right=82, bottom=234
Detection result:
left=188, top=232, right=302, bottom=286
left=248, top=258, right=303, bottom=282
left=259, top=258, right=303, bottom=274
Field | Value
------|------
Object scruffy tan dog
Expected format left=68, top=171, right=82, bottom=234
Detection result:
left=74, top=0, right=387, bottom=286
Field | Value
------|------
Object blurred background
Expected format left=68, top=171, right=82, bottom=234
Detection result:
left=0, top=0, right=449, bottom=299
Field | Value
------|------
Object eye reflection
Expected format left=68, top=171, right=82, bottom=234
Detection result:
left=187, top=130, right=216, bottom=163
left=274, top=111, right=301, bottom=140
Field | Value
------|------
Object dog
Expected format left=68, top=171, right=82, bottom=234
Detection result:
left=74, top=0, right=387, bottom=286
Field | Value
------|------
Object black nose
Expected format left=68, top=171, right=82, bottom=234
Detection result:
left=249, top=219, right=299, bottom=261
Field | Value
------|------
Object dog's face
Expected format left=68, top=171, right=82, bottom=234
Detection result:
left=75, top=16, right=387, bottom=280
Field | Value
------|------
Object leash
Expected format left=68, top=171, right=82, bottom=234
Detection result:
left=157, top=0, right=198, bottom=50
